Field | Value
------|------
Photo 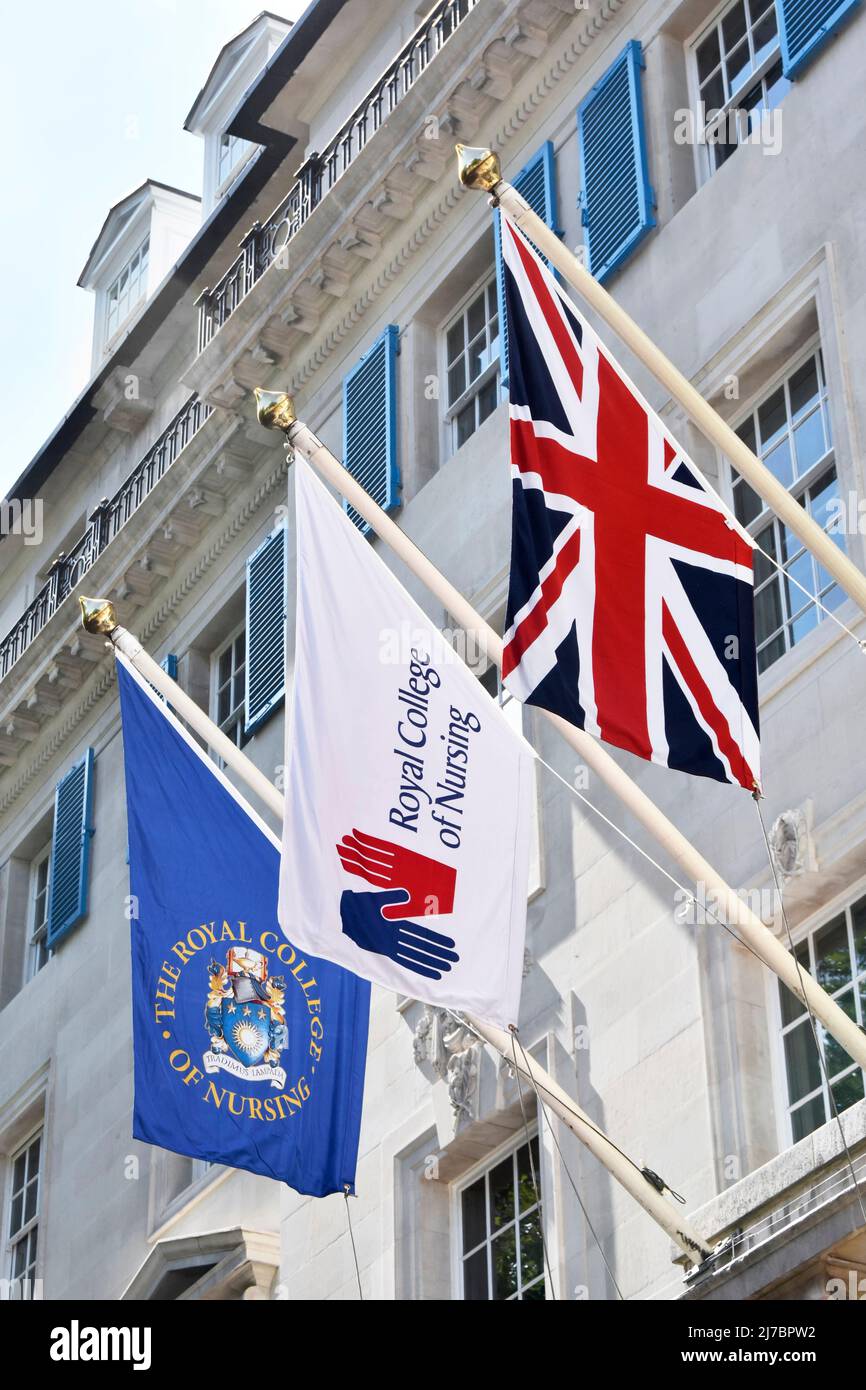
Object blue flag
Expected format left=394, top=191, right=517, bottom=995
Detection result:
left=117, top=654, right=370, bottom=1196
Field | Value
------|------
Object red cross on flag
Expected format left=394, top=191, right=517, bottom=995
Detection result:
left=501, top=215, right=760, bottom=789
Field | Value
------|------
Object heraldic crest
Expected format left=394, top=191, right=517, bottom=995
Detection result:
left=204, top=947, right=289, bottom=1090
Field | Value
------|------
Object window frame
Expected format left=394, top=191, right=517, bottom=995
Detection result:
left=770, top=879, right=866, bottom=1147
left=24, top=844, right=52, bottom=985
left=105, top=234, right=150, bottom=343
left=216, top=130, right=252, bottom=194
left=727, top=338, right=842, bottom=672
left=439, top=270, right=502, bottom=459
left=451, top=1129, right=546, bottom=1301
left=5, top=1126, right=43, bottom=1299
left=686, top=0, right=789, bottom=184
left=210, top=622, right=249, bottom=754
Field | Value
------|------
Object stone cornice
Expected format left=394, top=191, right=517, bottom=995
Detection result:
left=186, top=0, right=630, bottom=412
left=0, top=450, right=290, bottom=819
left=289, top=0, right=627, bottom=395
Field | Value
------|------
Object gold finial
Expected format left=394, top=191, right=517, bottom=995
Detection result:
left=254, top=387, right=297, bottom=434
left=79, top=596, right=118, bottom=635
left=455, top=145, right=502, bottom=192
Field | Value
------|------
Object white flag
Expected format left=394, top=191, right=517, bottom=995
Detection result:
left=279, top=458, right=534, bottom=1027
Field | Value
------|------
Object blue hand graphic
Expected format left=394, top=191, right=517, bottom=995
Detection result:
left=340, top=890, right=460, bottom=980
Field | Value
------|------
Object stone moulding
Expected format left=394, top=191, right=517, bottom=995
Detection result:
left=185, top=0, right=629, bottom=413
left=0, top=449, right=290, bottom=820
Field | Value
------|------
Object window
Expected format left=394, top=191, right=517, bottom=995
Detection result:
left=731, top=347, right=843, bottom=672
left=105, top=236, right=150, bottom=341
left=6, top=1130, right=41, bottom=1299
left=692, top=0, right=791, bottom=175
left=779, top=891, right=866, bottom=1142
left=212, top=627, right=249, bottom=750
left=217, top=132, right=249, bottom=188
left=444, top=278, right=500, bottom=453
left=25, top=847, right=51, bottom=983
left=458, top=1137, right=545, bottom=1299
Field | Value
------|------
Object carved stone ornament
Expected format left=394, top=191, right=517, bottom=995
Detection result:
left=412, top=1004, right=479, bottom=1125
left=768, top=806, right=817, bottom=883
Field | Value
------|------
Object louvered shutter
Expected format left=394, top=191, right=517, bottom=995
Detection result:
left=154, top=653, right=178, bottom=706
left=245, top=525, right=287, bottom=733
left=578, top=41, right=655, bottom=282
left=779, top=0, right=861, bottom=76
left=494, top=141, right=560, bottom=388
left=342, top=325, right=400, bottom=533
left=46, top=749, right=95, bottom=948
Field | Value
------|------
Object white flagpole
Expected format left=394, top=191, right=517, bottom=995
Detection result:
left=453, top=146, right=866, bottom=623
left=250, top=393, right=866, bottom=1081
left=79, top=594, right=715, bottom=1267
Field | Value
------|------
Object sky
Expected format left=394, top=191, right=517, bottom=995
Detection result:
left=0, top=0, right=302, bottom=500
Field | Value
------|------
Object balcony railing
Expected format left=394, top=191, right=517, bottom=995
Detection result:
left=0, top=394, right=211, bottom=684
left=196, top=0, right=477, bottom=353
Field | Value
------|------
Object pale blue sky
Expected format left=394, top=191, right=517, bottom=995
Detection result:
left=0, top=0, right=301, bottom=499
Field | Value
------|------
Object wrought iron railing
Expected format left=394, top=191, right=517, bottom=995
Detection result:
left=196, top=0, right=477, bottom=353
left=0, top=394, right=211, bottom=683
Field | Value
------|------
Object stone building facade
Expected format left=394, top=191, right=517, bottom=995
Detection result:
left=0, top=0, right=864, bottom=1300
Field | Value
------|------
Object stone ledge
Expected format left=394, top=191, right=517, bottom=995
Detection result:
left=673, top=1098, right=866, bottom=1289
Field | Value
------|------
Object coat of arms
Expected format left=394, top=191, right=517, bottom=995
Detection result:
left=203, top=947, right=288, bottom=1090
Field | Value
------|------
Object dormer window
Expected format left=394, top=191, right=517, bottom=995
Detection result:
left=217, top=132, right=249, bottom=188
left=184, top=12, right=291, bottom=215
left=105, top=235, right=150, bottom=342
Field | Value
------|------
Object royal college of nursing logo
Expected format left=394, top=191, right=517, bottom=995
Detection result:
left=336, top=828, right=460, bottom=981
left=204, top=946, right=289, bottom=1090
left=152, top=921, right=325, bottom=1120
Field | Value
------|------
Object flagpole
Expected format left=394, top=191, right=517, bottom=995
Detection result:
left=453, top=146, right=866, bottom=623
left=252, top=391, right=866, bottom=1080
left=78, top=596, right=714, bottom=1268
left=77, top=598, right=284, bottom=820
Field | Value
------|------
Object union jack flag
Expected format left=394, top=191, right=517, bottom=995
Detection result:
left=501, top=216, right=760, bottom=789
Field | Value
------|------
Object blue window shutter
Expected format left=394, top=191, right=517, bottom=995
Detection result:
left=494, top=141, right=561, bottom=388
left=779, top=0, right=861, bottom=76
left=154, top=653, right=178, bottom=705
left=46, top=749, right=95, bottom=949
left=578, top=41, right=655, bottom=282
left=245, top=525, right=287, bottom=733
left=342, top=324, right=400, bottom=533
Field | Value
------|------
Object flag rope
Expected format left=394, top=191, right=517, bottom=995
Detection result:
left=343, top=1185, right=364, bottom=1300
left=752, top=795, right=866, bottom=1230
left=489, top=185, right=866, bottom=622
left=508, top=1026, right=558, bottom=1299
left=537, top=740, right=866, bottom=1235
left=749, top=537, right=866, bottom=655
left=450, top=1010, right=680, bottom=1206
left=532, top=743, right=772, bottom=974
left=511, top=1027, right=626, bottom=1302
left=274, top=419, right=866, bottom=1076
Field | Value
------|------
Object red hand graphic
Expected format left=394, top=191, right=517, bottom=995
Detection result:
left=336, top=828, right=456, bottom=920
